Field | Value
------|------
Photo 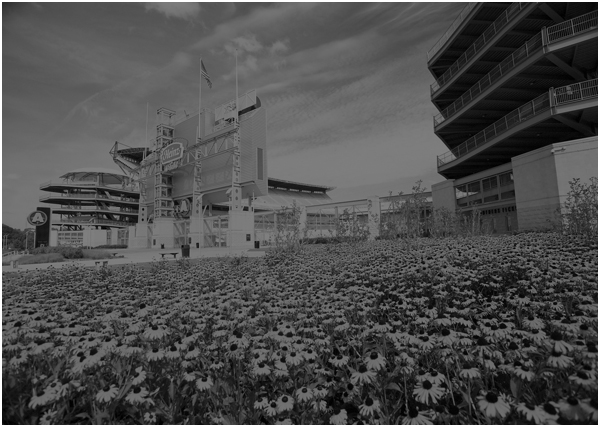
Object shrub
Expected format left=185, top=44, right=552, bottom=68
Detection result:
left=16, top=253, right=64, bottom=265
left=81, top=249, right=113, bottom=260
left=30, top=246, right=83, bottom=259
left=557, top=177, right=598, bottom=240
left=94, top=244, right=127, bottom=249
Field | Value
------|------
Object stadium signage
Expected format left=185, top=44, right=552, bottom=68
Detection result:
left=161, top=142, right=184, bottom=165
left=27, top=210, right=48, bottom=226
left=163, top=161, right=179, bottom=172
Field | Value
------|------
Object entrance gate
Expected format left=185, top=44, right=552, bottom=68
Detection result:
left=203, top=216, right=228, bottom=247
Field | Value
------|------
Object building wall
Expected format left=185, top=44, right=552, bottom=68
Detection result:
left=512, top=137, right=597, bottom=231
left=553, top=136, right=598, bottom=207
left=431, top=179, right=455, bottom=211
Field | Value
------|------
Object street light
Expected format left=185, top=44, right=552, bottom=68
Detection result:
left=25, top=230, right=35, bottom=252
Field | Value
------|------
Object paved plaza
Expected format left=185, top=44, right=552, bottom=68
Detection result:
left=2, top=246, right=267, bottom=273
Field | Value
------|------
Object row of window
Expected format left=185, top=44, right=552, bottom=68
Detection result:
left=456, top=171, right=515, bottom=207
left=481, top=205, right=516, bottom=216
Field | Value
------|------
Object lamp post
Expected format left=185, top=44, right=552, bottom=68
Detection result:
left=25, top=230, right=35, bottom=252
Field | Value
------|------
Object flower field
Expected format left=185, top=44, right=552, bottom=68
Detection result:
left=2, top=233, right=597, bottom=425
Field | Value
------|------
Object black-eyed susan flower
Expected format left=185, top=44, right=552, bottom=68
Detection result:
left=265, top=401, right=278, bottom=417
left=39, top=409, right=57, bottom=425
left=96, top=384, right=118, bottom=403
left=556, top=397, right=591, bottom=421
left=402, top=407, right=433, bottom=425
left=146, top=347, right=165, bottom=362
left=329, top=408, right=348, bottom=425
left=516, top=402, right=548, bottom=424
left=28, top=390, right=56, bottom=409
left=144, top=325, right=167, bottom=340
left=125, top=386, right=149, bottom=405
left=295, top=387, right=313, bottom=403
left=413, top=380, right=444, bottom=405
left=254, top=396, right=269, bottom=410
left=351, top=364, right=377, bottom=385
left=253, top=362, right=271, bottom=376
left=365, top=351, right=386, bottom=371
left=359, top=397, right=381, bottom=417
left=477, top=391, right=510, bottom=419
left=546, top=350, right=572, bottom=369
left=548, top=331, right=573, bottom=354
left=195, top=376, right=213, bottom=391
left=276, top=395, right=294, bottom=412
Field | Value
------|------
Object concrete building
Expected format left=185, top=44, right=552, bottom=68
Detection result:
left=428, top=3, right=597, bottom=232
left=39, top=168, right=138, bottom=247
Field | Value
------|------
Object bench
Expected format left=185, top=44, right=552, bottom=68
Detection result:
left=159, top=252, right=178, bottom=259
left=95, top=261, right=109, bottom=268
left=111, top=252, right=120, bottom=257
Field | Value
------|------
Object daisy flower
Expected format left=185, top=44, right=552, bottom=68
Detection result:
left=365, top=351, right=386, bottom=371
left=459, top=363, right=481, bottom=380
left=556, top=397, right=591, bottom=421
left=143, top=325, right=167, bottom=340
left=165, top=345, right=180, bottom=359
left=351, top=364, right=377, bottom=385
left=312, top=399, right=329, bottom=413
left=183, top=367, right=196, bottom=382
left=477, top=391, right=511, bottom=419
left=295, top=387, right=313, bottom=403
left=254, top=396, right=269, bottom=410
left=265, top=401, right=279, bottom=417
left=96, top=384, right=119, bottom=404
left=143, top=412, right=157, bottom=424
left=286, top=351, right=304, bottom=366
left=252, top=362, right=271, bottom=376
left=196, top=376, right=213, bottom=391
left=546, top=350, right=572, bottom=369
left=426, top=370, right=446, bottom=386
left=146, top=347, right=165, bottom=361
left=39, top=409, right=57, bottom=425
left=512, top=363, right=535, bottom=381
left=569, top=370, right=596, bottom=389
left=313, top=384, right=328, bottom=399
left=28, top=390, right=56, bottom=409
left=548, top=331, right=573, bottom=354
left=330, top=408, right=348, bottom=425
left=275, top=417, right=293, bottom=425
left=330, top=354, right=349, bottom=368
left=125, top=386, right=149, bottom=405
left=516, top=402, right=548, bottom=424
left=277, top=395, right=294, bottom=413
left=359, top=397, right=381, bottom=417
left=402, top=407, right=433, bottom=425
left=132, top=366, right=147, bottom=385
left=413, top=380, right=445, bottom=405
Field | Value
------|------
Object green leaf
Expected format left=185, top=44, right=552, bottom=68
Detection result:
left=510, top=377, right=522, bottom=400
left=386, top=382, right=402, bottom=392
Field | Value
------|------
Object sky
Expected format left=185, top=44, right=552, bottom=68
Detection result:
left=2, top=2, right=465, bottom=229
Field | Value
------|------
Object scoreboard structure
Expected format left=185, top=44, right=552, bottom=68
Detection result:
left=114, top=89, right=268, bottom=249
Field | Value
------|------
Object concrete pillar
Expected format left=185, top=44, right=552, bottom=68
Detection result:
left=367, top=196, right=381, bottom=240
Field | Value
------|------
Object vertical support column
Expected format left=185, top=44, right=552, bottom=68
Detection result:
left=367, top=196, right=381, bottom=240
left=191, top=145, right=203, bottom=248
left=299, top=206, right=307, bottom=239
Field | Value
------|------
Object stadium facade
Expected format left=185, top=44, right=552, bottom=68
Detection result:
left=428, top=2, right=598, bottom=232
left=39, top=168, right=138, bottom=247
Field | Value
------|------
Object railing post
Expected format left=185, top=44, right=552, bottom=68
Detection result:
left=549, top=87, right=555, bottom=108
left=541, top=26, right=547, bottom=47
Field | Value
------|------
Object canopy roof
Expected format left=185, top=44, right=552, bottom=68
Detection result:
left=60, top=168, right=127, bottom=185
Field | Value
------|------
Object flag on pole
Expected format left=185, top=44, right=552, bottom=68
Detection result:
left=201, top=60, right=212, bottom=88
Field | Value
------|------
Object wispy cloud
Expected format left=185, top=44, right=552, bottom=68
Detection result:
left=144, top=3, right=201, bottom=21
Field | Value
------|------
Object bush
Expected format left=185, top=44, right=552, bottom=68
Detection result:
left=81, top=249, right=113, bottom=260
left=30, top=246, right=83, bottom=259
left=17, top=253, right=64, bottom=265
left=94, top=244, right=127, bottom=249
left=557, top=177, right=598, bottom=241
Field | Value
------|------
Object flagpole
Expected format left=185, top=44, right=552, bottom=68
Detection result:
left=235, top=49, right=239, bottom=123
left=198, top=57, right=202, bottom=141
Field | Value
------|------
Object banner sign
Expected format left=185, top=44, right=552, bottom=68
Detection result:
left=33, top=207, right=51, bottom=248
left=163, top=161, right=179, bottom=172
left=27, top=210, right=48, bottom=227
left=161, top=142, right=184, bottom=165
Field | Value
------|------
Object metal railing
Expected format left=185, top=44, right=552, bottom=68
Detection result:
left=40, top=180, right=138, bottom=193
left=433, top=11, right=598, bottom=127
left=437, top=79, right=598, bottom=167
left=40, top=193, right=138, bottom=203
left=547, top=10, right=598, bottom=43
left=427, top=3, right=478, bottom=61
left=553, top=78, right=598, bottom=106
left=57, top=218, right=135, bottom=227
left=55, top=205, right=139, bottom=214
left=431, top=3, right=530, bottom=94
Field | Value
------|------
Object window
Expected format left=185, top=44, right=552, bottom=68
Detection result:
left=482, top=176, right=498, bottom=191
left=257, top=148, right=264, bottom=180
left=499, top=172, right=514, bottom=186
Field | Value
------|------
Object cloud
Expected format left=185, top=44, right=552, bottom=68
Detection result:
left=145, top=2, right=200, bottom=21
left=269, top=39, right=290, bottom=55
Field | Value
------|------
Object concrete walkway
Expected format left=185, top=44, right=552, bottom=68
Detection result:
left=2, top=246, right=267, bottom=273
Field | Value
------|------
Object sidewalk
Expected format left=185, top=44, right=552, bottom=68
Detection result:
left=2, top=246, right=267, bottom=273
